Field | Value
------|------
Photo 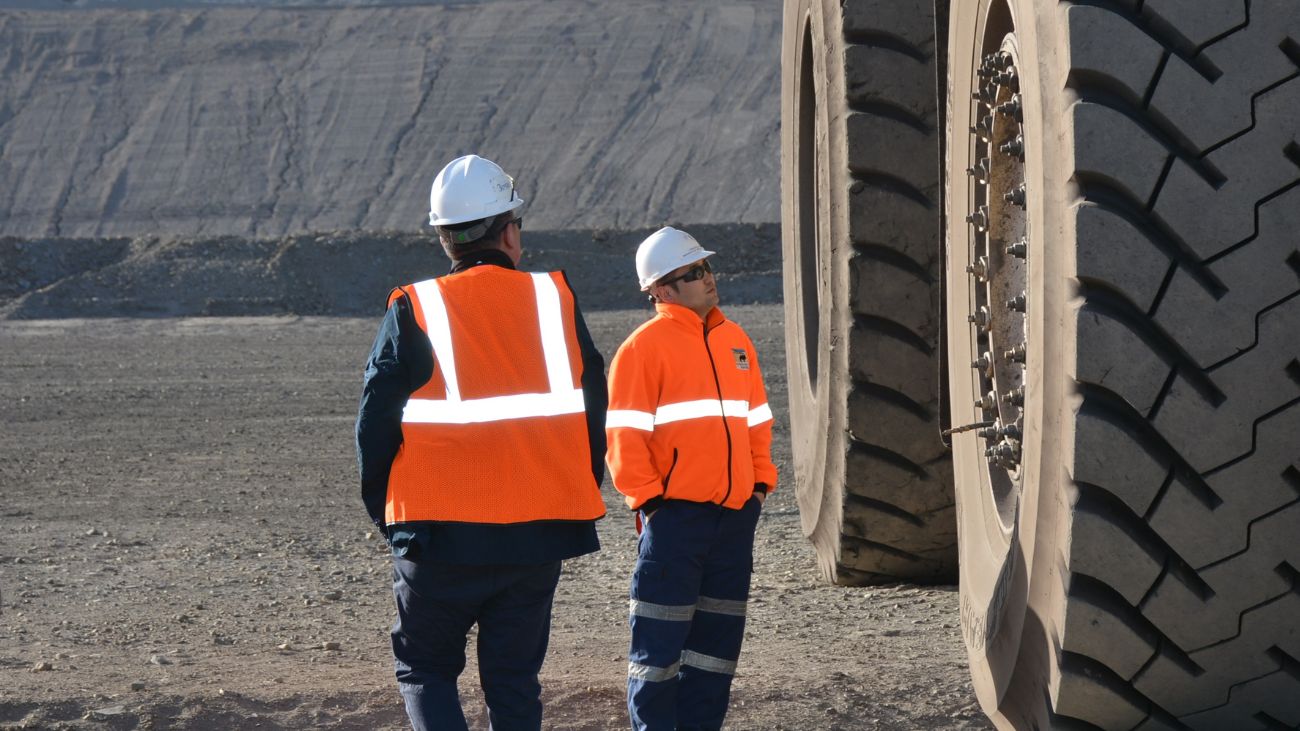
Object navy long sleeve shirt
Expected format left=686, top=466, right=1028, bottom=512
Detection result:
left=356, top=249, right=607, bottom=564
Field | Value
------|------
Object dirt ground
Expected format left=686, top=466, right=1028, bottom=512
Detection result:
left=0, top=307, right=988, bottom=730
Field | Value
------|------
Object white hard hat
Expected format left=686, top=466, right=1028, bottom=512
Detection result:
left=428, top=155, right=525, bottom=227
left=635, top=227, right=715, bottom=290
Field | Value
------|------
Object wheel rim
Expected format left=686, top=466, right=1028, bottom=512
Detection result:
left=964, top=9, right=1028, bottom=533
left=795, top=18, right=824, bottom=393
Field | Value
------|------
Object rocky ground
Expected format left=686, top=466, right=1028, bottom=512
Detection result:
left=0, top=308, right=987, bottom=730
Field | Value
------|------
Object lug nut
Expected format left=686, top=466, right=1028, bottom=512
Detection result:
left=1005, top=238, right=1027, bottom=258
left=1004, top=344, right=1027, bottom=363
left=966, top=255, right=989, bottom=281
left=995, top=51, right=1013, bottom=69
left=974, top=391, right=998, bottom=412
left=995, top=94, right=1022, bottom=120
left=1003, top=184, right=1026, bottom=207
left=971, top=352, right=992, bottom=372
left=967, top=306, right=991, bottom=330
left=999, top=135, right=1025, bottom=160
left=993, top=68, right=1019, bottom=87
left=970, top=115, right=993, bottom=142
left=976, top=425, right=1000, bottom=441
left=966, top=205, right=989, bottom=231
left=1006, top=294, right=1026, bottom=312
left=999, top=423, right=1022, bottom=441
left=966, top=158, right=990, bottom=183
left=1001, top=386, right=1025, bottom=407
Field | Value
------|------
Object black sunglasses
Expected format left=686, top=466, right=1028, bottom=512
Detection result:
left=660, top=260, right=712, bottom=287
left=511, top=216, right=524, bottom=231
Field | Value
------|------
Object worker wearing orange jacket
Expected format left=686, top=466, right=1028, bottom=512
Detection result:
left=606, top=227, right=777, bottom=731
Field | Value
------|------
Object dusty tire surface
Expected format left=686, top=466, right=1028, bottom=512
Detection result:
left=780, top=0, right=956, bottom=585
left=946, top=1, right=1300, bottom=729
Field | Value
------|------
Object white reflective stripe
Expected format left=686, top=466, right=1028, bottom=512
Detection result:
left=531, top=273, right=574, bottom=392
left=403, top=389, right=585, bottom=424
left=747, top=402, right=773, bottom=427
left=680, top=650, right=737, bottom=676
left=697, top=596, right=747, bottom=617
left=606, top=410, right=655, bottom=431
left=403, top=274, right=586, bottom=425
left=412, top=279, right=459, bottom=402
left=630, top=599, right=695, bottom=622
left=628, top=660, right=680, bottom=682
left=654, top=399, right=751, bottom=425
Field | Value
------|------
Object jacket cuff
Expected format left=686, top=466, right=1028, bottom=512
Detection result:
left=753, top=482, right=772, bottom=495
left=636, top=496, right=666, bottom=514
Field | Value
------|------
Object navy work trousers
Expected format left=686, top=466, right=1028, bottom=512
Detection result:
left=391, top=557, right=562, bottom=731
left=627, top=496, right=761, bottom=731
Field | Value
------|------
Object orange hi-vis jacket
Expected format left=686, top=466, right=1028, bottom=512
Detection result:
left=606, top=303, right=777, bottom=510
left=384, top=266, right=606, bottom=526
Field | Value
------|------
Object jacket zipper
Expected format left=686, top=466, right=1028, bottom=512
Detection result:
left=662, top=448, right=679, bottom=494
left=702, top=321, right=734, bottom=505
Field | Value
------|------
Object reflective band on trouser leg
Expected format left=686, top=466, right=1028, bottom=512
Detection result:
left=402, top=274, right=586, bottom=425
left=680, top=649, right=737, bottom=677
left=630, top=599, right=696, bottom=622
left=627, top=660, right=681, bottom=683
left=696, top=596, right=747, bottom=617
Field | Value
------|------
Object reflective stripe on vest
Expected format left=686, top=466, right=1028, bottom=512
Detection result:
left=403, top=272, right=586, bottom=424
left=606, top=399, right=773, bottom=432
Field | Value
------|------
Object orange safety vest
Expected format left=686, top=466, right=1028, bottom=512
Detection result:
left=606, top=303, right=777, bottom=510
left=384, top=266, right=606, bottom=526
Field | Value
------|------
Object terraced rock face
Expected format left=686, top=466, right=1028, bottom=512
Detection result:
left=0, top=1, right=779, bottom=238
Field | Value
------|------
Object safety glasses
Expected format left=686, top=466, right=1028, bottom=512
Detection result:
left=660, top=260, right=712, bottom=287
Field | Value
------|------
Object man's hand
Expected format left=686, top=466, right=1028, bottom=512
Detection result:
left=754, top=490, right=767, bottom=505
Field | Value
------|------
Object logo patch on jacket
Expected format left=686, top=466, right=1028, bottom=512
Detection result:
left=732, top=348, right=750, bottom=370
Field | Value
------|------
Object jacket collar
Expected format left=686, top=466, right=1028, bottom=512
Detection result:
left=449, top=248, right=516, bottom=274
left=654, top=301, right=726, bottom=331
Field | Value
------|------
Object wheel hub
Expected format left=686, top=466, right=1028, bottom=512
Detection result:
left=965, top=42, right=1029, bottom=513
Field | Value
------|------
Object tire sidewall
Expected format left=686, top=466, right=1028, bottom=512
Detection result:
left=946, top=0, right=1076, bottom=721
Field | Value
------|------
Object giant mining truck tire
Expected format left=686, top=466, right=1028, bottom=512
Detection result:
left=779, top=0, right=957, bottom=586
left=945, top=1, right=1300, bottom=728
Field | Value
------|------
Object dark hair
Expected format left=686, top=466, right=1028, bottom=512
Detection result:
left=437, top=212, right=514, bottom=257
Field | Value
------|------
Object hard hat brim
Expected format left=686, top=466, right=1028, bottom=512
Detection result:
left=429, top=196, right=525, bottom=227
left=639, top=249, right=715, bottom=290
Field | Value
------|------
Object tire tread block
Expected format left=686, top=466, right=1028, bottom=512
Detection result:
left=850, top=253, right=939, bottom=343
left=1153, top=186, right=1300, bottom=367
left=1153, top=297, right=1300, bottom=473
left=1153, top=80, right=1300, bottom=261
left=847, top=388, right=947, bottom=465
left=1075, top=203, right=1173, bottom=314
left=845, top=44, right=937, bottom=120
left=1067, top=4, right=1167, bottom=105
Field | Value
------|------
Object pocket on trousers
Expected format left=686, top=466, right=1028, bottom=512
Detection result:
left=630, top=558, right=691, bottom=606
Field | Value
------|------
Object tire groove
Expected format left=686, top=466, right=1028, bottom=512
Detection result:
left=1071, top=0, right=1222, bottom=81
left=846, top=438, right=928, bottom=479
left=1146, top=260, right=1178, bottom=319
left=1080, top=182, right=1227, bottom=297
left=844, top=98, right=930, bottom=132
left=1203, top=290, right=1300, bottom=371
left=1194, top=494, right=1300, bottom=572
left=1078, top=281, right=1226, bottom=405
left=1074, top=83, right=1226, bottom=187
left=1186, top=563, right=1300, bottom=654
left=1199, top=393, right=1300, bottom=477
left=1059, top=650, right=1190, bottom=730
left=851, top=380, right=932, bottom=421
left=846, top=169, right=935, bottom=209
left=844, top=492, right=926, bottom=527
left=1078, top=384, right=1225, bottom=512
left=1069, top=572, right=1204, bottom=677
left=1145, top=365, right=1179, bottom=422
left=1076, top=480, right=1215, bottom=601
left=852, top=243, right=936, bottom=283
left=852, top=314, right=933, bottom=356
left=840, top=533, right=926, bottom=563
left=1195, top=69, right=1300, bottom=160
left=840, top=30, right=927, bottom=62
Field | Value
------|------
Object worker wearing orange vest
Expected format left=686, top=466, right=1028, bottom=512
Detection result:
left=606, top=227, right=778, bottom=731
left=356, top=155, right=607, bottom=731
